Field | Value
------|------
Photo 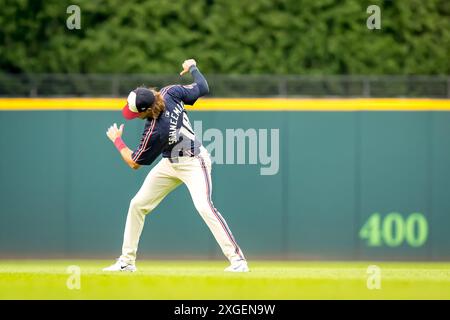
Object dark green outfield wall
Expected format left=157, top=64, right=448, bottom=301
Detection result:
left=0, top=110, right=449, bottom=260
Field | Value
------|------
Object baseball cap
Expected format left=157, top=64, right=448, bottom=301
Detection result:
left=122, top=88, right=155, bottom=120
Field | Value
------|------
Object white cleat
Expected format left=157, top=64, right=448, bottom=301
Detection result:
left=103, top=259, right=137, bottom=272
left=224, top=260, right=249, bottom=272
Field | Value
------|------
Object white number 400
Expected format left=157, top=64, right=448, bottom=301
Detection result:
left=359, top=212, right=428, bottom=248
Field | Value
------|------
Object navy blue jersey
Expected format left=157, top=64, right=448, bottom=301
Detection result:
left=131, top=67, right=208, bottom=166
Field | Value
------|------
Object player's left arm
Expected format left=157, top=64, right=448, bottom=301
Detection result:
left=190, top=65, right=209, bottom=96
left=179, top=59, right=209, bottom=99
left=106, top=123, right=141, bottom=170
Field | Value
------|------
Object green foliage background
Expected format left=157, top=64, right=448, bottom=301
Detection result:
left=0, top=0, right=448, bottom=74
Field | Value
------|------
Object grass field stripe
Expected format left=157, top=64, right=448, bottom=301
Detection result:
left=198, top=156, right=243, bottom=258
left=0, top=98, right=449, bottom=111
left=2, top=261, right=449, bottom=299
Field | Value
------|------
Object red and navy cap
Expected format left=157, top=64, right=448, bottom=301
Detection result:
left=122, top=88, right=155, bottom=120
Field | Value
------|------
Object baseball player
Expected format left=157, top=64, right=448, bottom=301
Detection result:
left=103, top=59, right=248, bottom=272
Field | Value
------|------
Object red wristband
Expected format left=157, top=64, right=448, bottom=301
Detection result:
left=113, top=136, right=127, bottom=152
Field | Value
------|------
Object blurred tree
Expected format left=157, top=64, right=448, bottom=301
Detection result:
left=0, top=0, right=448, bottom=74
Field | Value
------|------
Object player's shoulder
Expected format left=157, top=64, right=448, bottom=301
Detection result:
left=160, top=84, right=183, bottom=99
left=160, top=83, right=198, bottom=98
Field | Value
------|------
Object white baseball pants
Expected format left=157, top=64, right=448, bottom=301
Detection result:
left=119, top=147, right=246, bottom=264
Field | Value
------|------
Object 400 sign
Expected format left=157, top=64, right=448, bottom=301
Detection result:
left=359, top=212, right=428, bottom=248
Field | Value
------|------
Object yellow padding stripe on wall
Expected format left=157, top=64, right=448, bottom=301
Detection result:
left=0, top=98, right=449, bottom=111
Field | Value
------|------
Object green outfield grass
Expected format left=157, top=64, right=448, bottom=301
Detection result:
left=0, top=260, right=449, bottom=299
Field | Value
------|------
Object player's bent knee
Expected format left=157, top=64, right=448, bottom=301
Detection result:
left=129, top=198, right=152, bottom=215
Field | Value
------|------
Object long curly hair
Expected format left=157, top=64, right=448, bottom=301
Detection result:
left=147, top=89, right=165, bottom=119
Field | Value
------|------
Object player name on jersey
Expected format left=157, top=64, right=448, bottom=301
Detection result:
left=168, top=102, right=184, bottom=146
